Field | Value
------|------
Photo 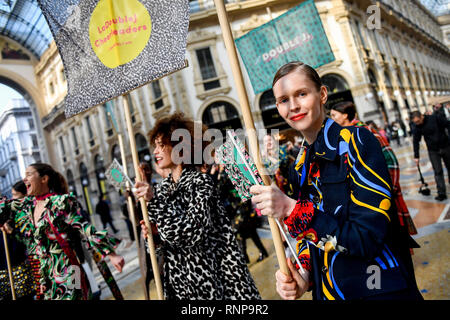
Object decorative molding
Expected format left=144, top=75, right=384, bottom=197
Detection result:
left=152, top=105, right=171, bottom=120
left=187, top=28, right=217, bottom=45
left=236, top=14, right=268, bottom=37
left=196, top=95, right=242, bottom=122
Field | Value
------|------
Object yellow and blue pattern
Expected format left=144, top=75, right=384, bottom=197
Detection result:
left=286, top=118, right=413, bottom=300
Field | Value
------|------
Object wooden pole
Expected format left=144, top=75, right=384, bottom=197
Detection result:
left=117, top=133, right=150, bottom=300
left=122, top=94, right=164, bottom=300
left=213, top=0, right=289, bottom=276
left=107, top=110, right=151, bottom=300
left=2, top=230, right=16, bottom=300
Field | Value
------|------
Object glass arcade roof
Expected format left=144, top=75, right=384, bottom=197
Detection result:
left=420, top=0, right=450, bottom=17
left=0, top=0, right=53, bottom=59
left=0, top=0, right=447, bottom=61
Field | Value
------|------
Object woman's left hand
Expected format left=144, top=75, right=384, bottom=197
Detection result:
left=250, top=183, right=297, bottom=220
left=108, top=253, right=125, bottom=272
left=133, top=181, right=153, bottom=202
left=0, top=222, right=13, bottom=234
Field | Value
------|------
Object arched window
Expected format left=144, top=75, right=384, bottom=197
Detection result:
left=321, top=73, right=354, bottom=110
left=94, top=155, right=105, bottom=172
left=368, top=69, right=379, bottom=87
left=136, top=133, right=151, bottom=163
left=321, top=74, right=350, bottom=94
left=384, top=71, right=393, bottom=88
left=397, top=71, right=404, bottom=88
left=367, top=69, right=388, bottom=122
left=111, top=144, right=121, bottom=164
left=433, top=73, right=439, bottom=89
left=259, top=90, right=276, bottom=111
left=406, top=72, right=414, bottom=89
left=258, top=90, right=290, bottom=131
left=202, top=101, right=242, bottom=134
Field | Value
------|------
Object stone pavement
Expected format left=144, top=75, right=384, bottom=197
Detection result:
left=94, top=136, right=449, bottom=300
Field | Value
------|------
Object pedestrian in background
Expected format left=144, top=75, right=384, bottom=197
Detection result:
left=411, top=110, right=450, bottom=201
left=331, top=101, right=419, bottom=245
left=95, top=195, right=118, bottom=233
left=0, top=181, right=35, bottom=300
left=121, top=191, right=135, bottom=242
left=234, top=200, right=268, bottom=264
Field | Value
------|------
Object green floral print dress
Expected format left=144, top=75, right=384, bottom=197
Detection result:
left=0, top=194, right=119, bottom=300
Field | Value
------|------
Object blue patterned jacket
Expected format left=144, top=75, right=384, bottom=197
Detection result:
left=285, top=118, right=421, bottom=300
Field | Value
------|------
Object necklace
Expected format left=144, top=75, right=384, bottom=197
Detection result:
left=32, top=193, right=55, bottom=226
left=35, top=192, right=56, bottom=201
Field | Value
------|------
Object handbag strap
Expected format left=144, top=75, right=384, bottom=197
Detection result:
left=45, top=213, right=89, bottom=300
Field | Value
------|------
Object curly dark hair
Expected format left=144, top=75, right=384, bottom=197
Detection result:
left=148, top=112, right=210, bottom=168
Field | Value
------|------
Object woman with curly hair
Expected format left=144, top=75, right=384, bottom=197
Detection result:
left=134, top=113, right=260, bottom=299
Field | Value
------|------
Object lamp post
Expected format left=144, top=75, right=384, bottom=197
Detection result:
left=81, top=177, right=95, bottom=226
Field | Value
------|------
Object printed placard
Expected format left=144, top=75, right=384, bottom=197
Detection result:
left=105, top=158, right=133, bottom=192
left=37, top=0, right=190, bottom=117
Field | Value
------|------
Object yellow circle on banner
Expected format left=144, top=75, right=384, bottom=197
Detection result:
left=89, top=0, right=152, bottom=69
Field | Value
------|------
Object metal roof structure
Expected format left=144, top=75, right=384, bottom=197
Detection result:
left=0, top=0, right=447, bottom=61
left=0, top=0, right=53, bottom=59
left=420, top=0, right=450, bottom=16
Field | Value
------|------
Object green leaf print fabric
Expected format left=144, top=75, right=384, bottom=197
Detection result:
left=0, top=194, right=119, bottom=300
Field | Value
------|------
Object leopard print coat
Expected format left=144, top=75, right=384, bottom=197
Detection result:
left=147, top=167, right=261, bottom=300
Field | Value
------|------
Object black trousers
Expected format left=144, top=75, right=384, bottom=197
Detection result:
left=101, top=219, right=118, bottom=233
left=428, top=145, right=450, bottom=196
left=241, top=228, right=268, bottom=261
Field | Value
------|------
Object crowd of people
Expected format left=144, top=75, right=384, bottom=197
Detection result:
left=1, top=60, right=449, bottom=301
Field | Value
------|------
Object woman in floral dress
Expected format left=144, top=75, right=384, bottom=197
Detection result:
left=0, top=163, right=124, bottom=300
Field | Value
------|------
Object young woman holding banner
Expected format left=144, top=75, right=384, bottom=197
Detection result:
left=134, top=113, right=260, bottom=300
left=0, top=181, right=36, bottom=300
left=250, top=62, right=422, bottom=300
left=0, top=163, right=124, bottom=300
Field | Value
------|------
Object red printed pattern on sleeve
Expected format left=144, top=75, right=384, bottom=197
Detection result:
left=283, top=200, right=315, bottom=239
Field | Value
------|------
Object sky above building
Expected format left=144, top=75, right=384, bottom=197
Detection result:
left=0, top=83, right=22, bottom=113
left=419, top=0, right=450, bottom=16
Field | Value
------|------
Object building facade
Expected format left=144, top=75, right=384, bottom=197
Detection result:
left=31, top=0, right=450, bottom=217
left=438, top=13, right=450, bottom=49
left=0, top=98, right=41, bottom=198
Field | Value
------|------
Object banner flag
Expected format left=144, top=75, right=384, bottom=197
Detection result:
left=235, top=0, right=335, bottom=94
left=105, top=158, right=133, bottom=192
left=37, top=0, right=190, bottom=117
left=215, top=131, right=263, bottom=202
left=215, top=130, right=307, bottom=277
left=104, top=101, right=119, bottom=133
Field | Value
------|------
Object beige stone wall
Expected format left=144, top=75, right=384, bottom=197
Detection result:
left=26, top=0, right=450, bottom=215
